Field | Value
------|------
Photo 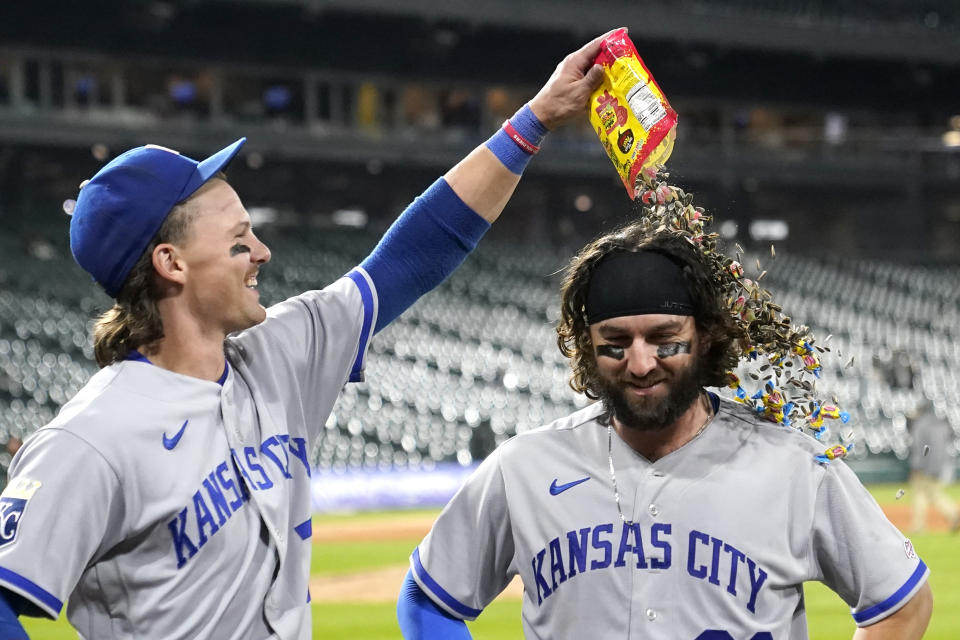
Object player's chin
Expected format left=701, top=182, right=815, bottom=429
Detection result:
left=234, top=306, right=267, bottom=332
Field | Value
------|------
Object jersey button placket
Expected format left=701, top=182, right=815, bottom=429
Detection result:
left=645, top=608, right=657, bottom=621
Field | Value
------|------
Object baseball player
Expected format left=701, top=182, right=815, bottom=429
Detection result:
left=398, top=228, right=933, bottom=639
left=0, top=32, right=613, bottom=639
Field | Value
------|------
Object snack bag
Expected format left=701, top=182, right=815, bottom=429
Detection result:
left=589, top=28, right=678, bottom=198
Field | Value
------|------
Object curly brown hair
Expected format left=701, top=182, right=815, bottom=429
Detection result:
left=556, top=224, right=744, bottom=398
left=91, top=196, right=202, bottom=367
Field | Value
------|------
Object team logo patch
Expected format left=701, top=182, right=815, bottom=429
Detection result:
left=0, top=478, right=41, bottom=548
left=903, top=539, right=917, bottom=560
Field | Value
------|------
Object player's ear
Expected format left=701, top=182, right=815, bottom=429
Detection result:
left=152, top=243, right=188, bottom=286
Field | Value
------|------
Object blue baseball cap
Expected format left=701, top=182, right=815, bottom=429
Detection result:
left=70, top=138, right=246, bottom=297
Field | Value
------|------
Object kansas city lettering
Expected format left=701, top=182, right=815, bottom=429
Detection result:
left=167, top=435, right=310, bottom=568
left=531, top=523, right=767, bottom=614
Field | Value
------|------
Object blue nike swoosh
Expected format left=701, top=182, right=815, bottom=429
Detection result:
left=549, top=476, right=590, bottom=496
left=163, top=420, right=189, bottom=450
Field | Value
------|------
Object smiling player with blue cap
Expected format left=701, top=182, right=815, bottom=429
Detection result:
left=0, top=32, right=614, bottom=639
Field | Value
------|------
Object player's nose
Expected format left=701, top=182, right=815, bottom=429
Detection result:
left=624, top=342, right=658, bottom=378
left=250, top=233, right=271, bottom=264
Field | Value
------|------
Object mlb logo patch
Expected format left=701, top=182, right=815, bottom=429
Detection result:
left=0, top=498, right=27, bottom=548
left=903, top=539, right=917, bottom=560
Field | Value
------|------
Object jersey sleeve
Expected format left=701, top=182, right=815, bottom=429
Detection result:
left=411, top=449, right=515, bottom=620
left=809, top=460, right=928, bottom=627
left=0, top=429, right=124, bottom=618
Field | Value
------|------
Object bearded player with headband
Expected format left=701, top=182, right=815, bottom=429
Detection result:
left=0, top=32, right=616, bottom=640
left=399, top=228, right=933, bottom=639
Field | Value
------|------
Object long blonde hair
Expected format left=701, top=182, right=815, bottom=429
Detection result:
left=92, top=198, right=199, bottom=367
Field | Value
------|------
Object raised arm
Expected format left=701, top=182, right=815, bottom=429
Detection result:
left=360, top=31, right=615, bottom=333
left=443, top=31, right=611, bottom=222
left=852, top=582, right=932, bottom=640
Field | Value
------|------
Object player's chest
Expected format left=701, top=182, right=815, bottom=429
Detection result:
left=123, top=393, right=313, bottom=551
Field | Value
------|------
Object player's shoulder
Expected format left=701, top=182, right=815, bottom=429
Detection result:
left=44, top=363, right=124, bottom=429
left=497, top=402, right=605, bottom=456
left=714, top=394, right=831, bottom=460
left=524, top=402, right=605, bottom=436
left=18, top=364, right=127, bottom=457
left=42, top=359, right=206, bottom=440
left=259, top=271, right=366, bottom=321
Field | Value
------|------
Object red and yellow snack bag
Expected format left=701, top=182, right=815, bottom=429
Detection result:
left=589, top=29, right=678, bottom=198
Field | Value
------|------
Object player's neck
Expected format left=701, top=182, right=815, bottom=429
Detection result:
left=140, top=309, right=228, bottom=382
left=613, top=392, right=714, bottom=462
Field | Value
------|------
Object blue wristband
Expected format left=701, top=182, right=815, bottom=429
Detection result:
left=510, top=103, right=548, bottom=147
left=484, top=104, right=548, bottom=175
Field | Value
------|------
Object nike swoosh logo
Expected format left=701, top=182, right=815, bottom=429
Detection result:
left=549, top=476, right=590, bottom=496
left=163, top=420, right=189, bottom=450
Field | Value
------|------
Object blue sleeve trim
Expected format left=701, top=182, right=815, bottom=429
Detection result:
left=360, top=178, right=489, bottom=333
left=398, top=568, right=473, bottom=639
left=0, top=567, right=62, bottom=618
left=346, top=269, right=376, bottom=383
left=851, top=559, right=928, bottom=624
left=411, top=548, right=482, bottom=619
left=294, top=518, right=312, bottom=541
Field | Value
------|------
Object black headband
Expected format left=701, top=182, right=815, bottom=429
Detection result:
left=584, top=250, right=694, bottom=324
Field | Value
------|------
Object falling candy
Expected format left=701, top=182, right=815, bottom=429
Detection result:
left=633, top=166, right=849, bottom=458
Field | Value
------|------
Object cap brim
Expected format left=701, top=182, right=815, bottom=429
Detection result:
left=180, top=137, right=246, bottom=198
left=197, top=137, right=246, bottom=182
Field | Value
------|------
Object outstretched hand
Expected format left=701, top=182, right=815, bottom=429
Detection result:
left=528, top=29, right=622, bottom=130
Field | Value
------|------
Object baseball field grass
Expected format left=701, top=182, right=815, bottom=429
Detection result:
left=22, top=484, right=960, bottom=639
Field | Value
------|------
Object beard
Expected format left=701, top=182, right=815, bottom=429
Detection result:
left=596, top=355, right=704, bottom=432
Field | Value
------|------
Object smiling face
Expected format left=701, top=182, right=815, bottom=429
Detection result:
left=167, top=178, right=272, bottom=337
left=589, top=313, right=704, bottom=431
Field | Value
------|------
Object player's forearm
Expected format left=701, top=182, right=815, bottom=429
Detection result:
left=445, top=29, right=612, bottom=223
left=852, top=583, right=932, bottom=640
left=443, top=148, right=522, bottom=224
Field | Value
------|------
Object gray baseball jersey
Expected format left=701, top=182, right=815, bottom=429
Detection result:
left=0, top=270, right=377, bottom=639
left=412, top=395, right=928, bottom=639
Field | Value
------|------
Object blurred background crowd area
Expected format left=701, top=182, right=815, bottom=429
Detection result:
left=0, top=0, right=958, bottom=482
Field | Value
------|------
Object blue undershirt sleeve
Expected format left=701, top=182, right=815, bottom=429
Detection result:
left=397, top=568, right=472, bottom=639
left=360, top=178, right=490, bottom=333
left=0, top=589, right=29, bottom=640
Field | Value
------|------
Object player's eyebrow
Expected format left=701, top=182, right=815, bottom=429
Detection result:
left=646, top=319, right=687, bottom=333
left=596, top=325, right=630, bottom=339
left=595, top=318, right=687, bottom=339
